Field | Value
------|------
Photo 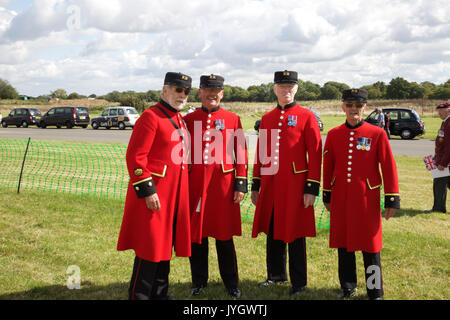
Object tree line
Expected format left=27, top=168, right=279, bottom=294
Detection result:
left=1, top=77, right=449, bottom=111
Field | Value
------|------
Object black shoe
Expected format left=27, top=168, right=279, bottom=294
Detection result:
left=228, top=288, right=241, bottom=299
left=191, top=285, right=206, bottom=296
left=258, top=279, right=288, bottom=287
left=424, top=209, right=434, bottom=214
left=290, top=286, right=306, bottom=296
left=338, top=288, right=356, bottom=299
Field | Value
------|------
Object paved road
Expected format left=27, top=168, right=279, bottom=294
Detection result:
left=0, top=127, right=435, bottom=157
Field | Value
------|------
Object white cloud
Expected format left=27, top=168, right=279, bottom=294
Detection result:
left=0, top=0, right=448, bottom=96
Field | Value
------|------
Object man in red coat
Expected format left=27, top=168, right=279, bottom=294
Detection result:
left=251, top=70, right=322, bottom=295
left=322, top=89, right=400, bottom=300
left=184, top=74, right=248, bottom=298
left=117, top=72, right=192, bottom=300
left=426, top=102, right=450, bottom=213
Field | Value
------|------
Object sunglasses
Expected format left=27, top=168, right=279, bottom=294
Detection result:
left=174, top=87, right=190, bottom=95
left=345, top=102, right=365, bottom=109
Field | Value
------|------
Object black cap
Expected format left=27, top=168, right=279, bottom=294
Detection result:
left=164, top=72, right=192, bottom=89
left=342, top=89, right=368, bottom=102
left=436, top=102, right=450, bottom=109
left=274, top=70, right=298, bottom=84
left=200, top=74, right=224, bottom=89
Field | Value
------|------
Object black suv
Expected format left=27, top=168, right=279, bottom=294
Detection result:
left=39, top=106, right=90, bottom=128
left=365, top=108, right=425, bottom=139
left=1, top=108, right=42, bottom=128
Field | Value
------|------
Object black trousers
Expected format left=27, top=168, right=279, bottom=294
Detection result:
left=128, top=208, right=178, bottom=300
left=432, top=176, right=449, bottom=213
left=266, top=215, right=307, bottom=288
left=338, top=248, right=383, bottom=299
left=128, top=256, right=170, bottom=300
left=190, top=237, right=239, bottom=291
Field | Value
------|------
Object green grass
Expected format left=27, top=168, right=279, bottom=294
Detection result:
left=0, top=155, right=448, bottom=300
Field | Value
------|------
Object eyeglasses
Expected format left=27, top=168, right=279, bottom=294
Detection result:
left=345, top=102, right=365, bottom=109
left=174, top=87, right=190, bottom=95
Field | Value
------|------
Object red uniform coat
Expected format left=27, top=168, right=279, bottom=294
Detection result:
left=252, top=102, right=322, bottom=243
left=435, top=115, right=450, bottom=168
left=322, top=121, right=400, bottom=253
left=117, top=101, right=191, bottom=262
left=184, top=107, right=248, bottom=243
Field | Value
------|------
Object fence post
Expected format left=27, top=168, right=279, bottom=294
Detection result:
left=17, top=137, right=31, bottom=194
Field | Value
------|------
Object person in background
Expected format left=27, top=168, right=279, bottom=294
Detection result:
left=425, top=102, right=450, bottom=213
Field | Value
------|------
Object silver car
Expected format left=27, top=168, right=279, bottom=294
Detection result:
left=91, top=106, right=140, bottom=130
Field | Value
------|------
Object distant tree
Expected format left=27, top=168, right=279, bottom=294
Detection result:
left=408, top=82, right=426, bottom=99
left=323, top=81, right=350, bottom=93
left=429, top=80, right=450, bottom=100
left=320, top=83, right=341, bottom=100
left=420, top=81, right=436, bottom=98
left=386, top=77, right=411, bottom=99
left=146, top=90, right=161, bottom=102
left=104, top=90, right=122, bottom=102
left=296, top=80, right=321, bottom=100
left=50, top=88, right=68, bottom=99
left=120, top=94, right=148, bottom=113
left=88, top=94, right=97, bottom=98
left=187, top=88, right=199, bottom=102
left=0, top=79, right=19, bottom=99
left=231, top=86, right=249, bottom=101
left=68, top=92, right=82, bottom=99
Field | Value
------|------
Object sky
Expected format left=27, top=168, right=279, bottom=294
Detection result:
left=0, top=0, right=449, bottom=97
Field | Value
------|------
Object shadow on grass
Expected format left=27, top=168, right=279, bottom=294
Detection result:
left=388, top=207, right=430, bottom=218
left=0, top=280, right=356, bottom=300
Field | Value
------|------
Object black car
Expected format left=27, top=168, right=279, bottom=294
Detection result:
left=365, top=108, right=425, bottom=139
left=39, top=106, right=90, bottom=128
left=1, top=108, right=42, bottom=128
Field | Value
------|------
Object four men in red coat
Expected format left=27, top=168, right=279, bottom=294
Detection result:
left=184, top=74, right=248, bottom=298
left=322, top=89, right=400, bottom=300
left=117, top=71, right=408, bottom=300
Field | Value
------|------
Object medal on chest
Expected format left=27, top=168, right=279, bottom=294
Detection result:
left=287, top=115, right=297, bottom=126
left=215, top=119, right=225, bottom=130
left=356, top=137, right=372, bottom=151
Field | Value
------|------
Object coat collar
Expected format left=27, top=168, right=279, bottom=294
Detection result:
left=158, top=99, right=179, bottom=113
left=201, top=105, right=221, bottom=113
left=277, top=101, right=297, bottom=110
left=345, top=120, right=365, bottom=129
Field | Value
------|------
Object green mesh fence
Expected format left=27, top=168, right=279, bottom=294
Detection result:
left=0, top=137, right=333, bottom=228
left=0, top=138, right=128, bottom=199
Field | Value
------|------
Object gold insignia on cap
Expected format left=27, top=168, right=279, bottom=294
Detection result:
left=390, top=197, right=395, bottom=202
left=181, top=75, right=188, bottom=80
left=209, top=74, right=216, bottom=79
left=134, top=168, right=143, bottom=177
left=283, top=71, right=290, bottom=76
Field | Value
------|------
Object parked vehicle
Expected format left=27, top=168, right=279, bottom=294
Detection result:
left=1, top=108, right=42, bottom=128
left=39, top=106, right=90, bottom=129
left=365, top=108, right=425, bottom=139
left=90, top=106, right=140, bottom=130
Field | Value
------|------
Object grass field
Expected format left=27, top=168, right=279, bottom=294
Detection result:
left=0, top=155, right=448, bottom=300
